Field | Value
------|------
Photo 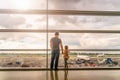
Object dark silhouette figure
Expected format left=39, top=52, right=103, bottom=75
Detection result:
left=50, top=32, right=63, bottom=70
left=63, top=45, right=69, bottom=68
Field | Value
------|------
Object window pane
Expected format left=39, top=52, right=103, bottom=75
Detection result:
left=0, top=33, right=47, bottom=68
left=49, top=0, right=120, bottom=11
left=49, top=15, right=120, bottom=30
left=48, top=33, right=120, bottom=68
left=0, top=14, right=46, bottom=29
left=0, top=0, right=46, bottom=9
left=49, top=33, right=120, bottom=49
left=0, top=33, right=46, bottom=49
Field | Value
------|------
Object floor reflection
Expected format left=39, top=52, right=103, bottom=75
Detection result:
left=64, top=70, right=68, bottom=80
left=0, top=71, right=46, bottom=80
left=50, top=70, right=68, bottom=80
left=50, top=71, right=59, bottom=80
left=0, top=70, right=119, bottom=80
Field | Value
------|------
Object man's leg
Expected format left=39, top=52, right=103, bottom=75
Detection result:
left=50, top=51, right=55, bottom=69
left=55, top=50, right=60, bottom=69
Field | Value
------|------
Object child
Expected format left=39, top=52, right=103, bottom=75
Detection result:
left=63, top=45, right=69, bottom=68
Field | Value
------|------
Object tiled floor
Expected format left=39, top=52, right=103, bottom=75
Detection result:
left=0, top=70, right=119, bottom=80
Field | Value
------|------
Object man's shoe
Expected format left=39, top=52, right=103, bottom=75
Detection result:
left=54, top=68, right=58, bottom=70
left=50, top=68, right=53, bottom=70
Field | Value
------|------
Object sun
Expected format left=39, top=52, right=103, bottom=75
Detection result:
left=12, top=0, right=31, bottom=10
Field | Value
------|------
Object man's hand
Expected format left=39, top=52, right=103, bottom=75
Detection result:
left=60, top=41, right=63, bottom=54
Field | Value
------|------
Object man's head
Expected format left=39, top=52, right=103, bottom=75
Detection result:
left=55, top=32, right=59, bottom=37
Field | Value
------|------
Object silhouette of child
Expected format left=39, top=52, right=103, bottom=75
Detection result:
left=63, top=45, right=69, bottom=68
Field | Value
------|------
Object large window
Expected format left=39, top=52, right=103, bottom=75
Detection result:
left=0, top=0, right=120, bottom=69
left=0, top=14, right=47, bottom=68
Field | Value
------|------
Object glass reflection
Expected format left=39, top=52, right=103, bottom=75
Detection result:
left=64, top=70, right=68, bottom=80
left=50, top=71, right=58, bottom=80
left=50, top=70, right=68, bottom=80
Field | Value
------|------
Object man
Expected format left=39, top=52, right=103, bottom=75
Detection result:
left=50, top=32, right=63, bottom=70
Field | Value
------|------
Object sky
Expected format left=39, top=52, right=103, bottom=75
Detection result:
left=0, top=0, right=120, bottom=50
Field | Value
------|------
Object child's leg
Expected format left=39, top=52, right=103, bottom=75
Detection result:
left=66, top=59, right=68, bottom=68
left=64, top=58, right=67, bottom=68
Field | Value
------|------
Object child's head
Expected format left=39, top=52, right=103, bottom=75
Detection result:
left=65, top=45, right=68, bottom=50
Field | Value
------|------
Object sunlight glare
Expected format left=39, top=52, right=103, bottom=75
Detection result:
left=12, top=0, right=31, bottom=10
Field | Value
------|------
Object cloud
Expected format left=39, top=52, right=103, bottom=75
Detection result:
left=77, top=33, right=120, bottom=49
left=47, top=33, right=120, bottom=49
left=49, top=15, right=80, bottom=29
left=0, top=33, right=46, bottom=49
left=31, top=0, right=46, bottom=9
left=49, top=15, right=120, bottom=30
left=0, top=15, right=25, bottom=28
left=49, top=0, right=120, bottom=11
left=49, top=0, right=81, bottom=10
left=0, top=0, right=46, bottom=9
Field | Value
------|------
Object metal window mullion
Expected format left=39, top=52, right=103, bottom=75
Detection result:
left=0, top=9, right=120, bottom=16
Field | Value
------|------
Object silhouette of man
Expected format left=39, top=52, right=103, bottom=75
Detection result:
left=50, top=32, right=63, bottom=70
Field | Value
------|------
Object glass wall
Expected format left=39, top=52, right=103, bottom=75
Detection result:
left=48, top=15, right=120, bottom=68
left=0, top=0, right=120, bottom=69
left=0, top=13, right=47, bottom=68
left=48, top=33, right=120, bottom=68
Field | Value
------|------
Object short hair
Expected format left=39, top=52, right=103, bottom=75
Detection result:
left=65, top=45, right=68, bottom=49
left=55, top=32, right=59, bottom=35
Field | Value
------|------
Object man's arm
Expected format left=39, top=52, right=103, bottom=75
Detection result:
left=60, top=40, right=63, bottom=54
left=50, top=39, right=53, bottom=49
